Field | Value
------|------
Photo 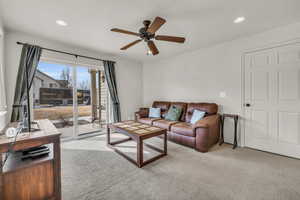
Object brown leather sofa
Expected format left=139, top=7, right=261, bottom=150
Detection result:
left=135, top=101, right=220, bottom=152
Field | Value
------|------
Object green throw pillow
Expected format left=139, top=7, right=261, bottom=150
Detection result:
left=165, top=106, right=182, bottom=121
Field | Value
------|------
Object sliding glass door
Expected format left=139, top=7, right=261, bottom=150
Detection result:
left=76, top=66, right=107, bottom=136
left=32, top=60, right=109, bottom=140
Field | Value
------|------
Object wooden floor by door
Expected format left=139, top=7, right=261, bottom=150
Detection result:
left=244, top=41, right=300, bottom=159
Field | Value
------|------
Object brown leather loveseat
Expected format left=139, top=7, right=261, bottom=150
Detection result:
left=135, top=101, right=220, bottom=152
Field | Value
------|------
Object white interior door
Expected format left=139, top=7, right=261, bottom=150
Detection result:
left=244, top=42, right=300, bottom=159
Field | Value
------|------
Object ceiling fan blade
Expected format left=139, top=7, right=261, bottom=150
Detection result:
left=111, top=28, right=140, bottom=36
left=155, top=35, right=185, bottom=43
left=120, top=40, right=142, bottom=50
left=147, top=41, right=159, bottom=55
left=147, top=17, right=166, bottom=34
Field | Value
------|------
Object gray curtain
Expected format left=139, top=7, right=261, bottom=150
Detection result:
left=103, top=60, right=121, bottom=122
left=11, top=44, right=42, bottom=122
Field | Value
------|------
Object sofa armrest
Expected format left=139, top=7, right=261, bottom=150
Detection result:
left=135, top=107, right=149, bottom=120
left=192, top=115, right=219, bottom=129
left=192, top=114, right=221, bottom=152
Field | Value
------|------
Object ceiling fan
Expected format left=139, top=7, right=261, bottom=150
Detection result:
left=111, top=16, right=185, bottom=55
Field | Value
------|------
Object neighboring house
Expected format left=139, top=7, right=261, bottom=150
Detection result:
left=32, top=70, right=65, bottom=104
left=33, top=70, right=92, bottom=106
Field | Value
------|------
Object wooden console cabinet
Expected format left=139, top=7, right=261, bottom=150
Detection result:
left=0, top=119, right=61, bottom=200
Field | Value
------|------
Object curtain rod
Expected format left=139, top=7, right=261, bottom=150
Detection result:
left=16, top=41, right=115, bottom=63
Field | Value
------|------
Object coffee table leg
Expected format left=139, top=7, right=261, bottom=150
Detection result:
left=164, top=132, right=167, bottom=155
left=107, top=126, right=110, bottom=145
left=137, top=138, right=143, bottom=168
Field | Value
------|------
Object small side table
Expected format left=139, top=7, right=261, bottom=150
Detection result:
left=219, top=114, right=239, bottom=149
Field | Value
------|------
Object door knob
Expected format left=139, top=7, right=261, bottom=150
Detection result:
left=245, top=103, right=251, bottom=107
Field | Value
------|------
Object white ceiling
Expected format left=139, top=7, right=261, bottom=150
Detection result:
left=1, top=0, right=300, bottom=62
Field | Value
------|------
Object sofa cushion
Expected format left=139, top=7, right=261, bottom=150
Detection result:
left=138, top=118, right=160, bottom=125
left=190, top=110, right=206, bottom=124
left=152, top=101, right=171, bottom=118
left=169, top=102, right=187, bottom=121
left=165, top=105, right=182, bottom=121
left=149, top=107, right=161, bottom=118
left=153, top=119, right=179, bottom=130
left=171, top=122, right=195, bottom=137
left=185, top=103, right=218, bottom=123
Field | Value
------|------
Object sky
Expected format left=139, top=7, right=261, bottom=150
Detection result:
left=38, top=61, right=91, bottom=89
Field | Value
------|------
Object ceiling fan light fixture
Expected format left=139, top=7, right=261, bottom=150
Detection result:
left=147, top=50, right=153, bottom=56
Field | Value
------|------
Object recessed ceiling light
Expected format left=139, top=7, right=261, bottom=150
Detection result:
left=56, top=20, right=68, bottom=26
left=234, top=16, right=245, bottom=24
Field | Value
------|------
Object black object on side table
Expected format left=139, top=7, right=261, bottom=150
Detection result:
left=219, top=114, right=239, bottom=149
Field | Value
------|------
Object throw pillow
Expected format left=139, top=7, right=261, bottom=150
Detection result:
left=165, top=106, right=182, bottom=121
left=149, top=107, right=161, bottom=118
left=190, top=110, right=206, bottom=124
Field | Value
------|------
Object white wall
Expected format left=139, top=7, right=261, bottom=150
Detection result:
left=4, top=30, right=143, bottom=123
left=143, top=22, right=300, bottom=144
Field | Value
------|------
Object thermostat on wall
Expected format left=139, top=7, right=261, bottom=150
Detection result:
left=219, top=91, right=227, bottom=98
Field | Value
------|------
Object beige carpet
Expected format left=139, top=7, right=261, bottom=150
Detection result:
left=61, top=133, right=300, bottom=200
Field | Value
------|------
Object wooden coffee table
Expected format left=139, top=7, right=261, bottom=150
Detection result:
left=107, top=120, right=167, bottom=168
